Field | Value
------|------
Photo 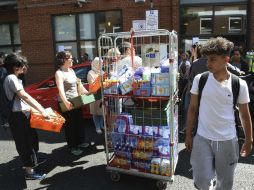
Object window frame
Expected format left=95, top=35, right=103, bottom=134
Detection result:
left=52, top=10, right=122, bottom=66
left=0, top=22, right=21, bottom=53
left=229, top=16, right=242, bottom=32
left=200, top=17, right=213, bottom=34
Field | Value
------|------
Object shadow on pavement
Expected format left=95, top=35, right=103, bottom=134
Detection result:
left=37, top=119, right=95, bottom=144
left=39, top=165, right=159, bottom=190
left=0, top=157, right=27, bottom=190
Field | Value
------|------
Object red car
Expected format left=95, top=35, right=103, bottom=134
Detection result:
left=25, top=63, right=92, bottom=118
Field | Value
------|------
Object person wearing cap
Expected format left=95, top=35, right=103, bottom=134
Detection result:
left=87, top=57, right=104, bottom=134
left=117, top=42, right=142, bottom=73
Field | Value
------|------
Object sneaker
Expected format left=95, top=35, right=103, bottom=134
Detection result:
left=70, top=148, right=83, bottom=156
left=78, top=142, right=89, bottom=148
left=96, top=129, right=103, bottom=134
left=25, top=171, right=46, bottom=180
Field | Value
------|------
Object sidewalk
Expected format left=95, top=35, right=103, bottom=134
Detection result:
left=0, top=120, right=253, bottom=190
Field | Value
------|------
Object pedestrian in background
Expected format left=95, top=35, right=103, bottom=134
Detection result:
left=185, top=37, right=252, bottom=190
left=0, top=52, right=8, bottom=127
left=55, top=51, right=89, bottom=156
left=87, top=57, right=104, bottom=134
left=230, top=46, right=249, bottom=74
left=180, top=44, right=207, bottom=134
left=3, top=53, right=49, bottom=180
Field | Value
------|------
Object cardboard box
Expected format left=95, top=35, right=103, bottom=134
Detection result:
left=119, top=79, right=133, bottom=95
left=103, top=82, right=119, bottom=94
left=60, top=94, right=96, bottom=112
left=133, top=81, right=151, bottom=97
left=141, top=43, right=168, bottom=67
left=151, top=73, right=170, bottom=85
left=152, top=85, right=170, bottom=96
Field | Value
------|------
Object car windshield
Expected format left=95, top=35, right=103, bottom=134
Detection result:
left=74, top=65, right=91, bottom=83
left=37, top=65, right=91, bottom=89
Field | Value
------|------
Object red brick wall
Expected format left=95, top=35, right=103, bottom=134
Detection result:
left=16, top=0, right=177, bottom=84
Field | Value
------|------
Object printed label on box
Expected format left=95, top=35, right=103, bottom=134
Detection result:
left=151, top=73, right=170, bottom=85
left=152, top=85, right=170, bottom=96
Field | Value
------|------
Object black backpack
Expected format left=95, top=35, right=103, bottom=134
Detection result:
left=194, top=71, right=242, bottom=137
left=0, top=67, right=16, bottom=127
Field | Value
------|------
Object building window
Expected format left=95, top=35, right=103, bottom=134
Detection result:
left=214, top=5, right=246, bottom=35
left=200, top=17, right=212, bottom=34
left=180, top=6, right=213, bottom=35
left=79, top=14, right=96, bottom=40
left=53, top=11, right=122, bottom=63
left=0, top=24, right=11, bottom=45
left=229, top=16, right=242, bottom=32
left=180, top=4, right=247, bottom=50
left=0, top=23, right=20, bottom=53
left=54, top=15, right=76, bottom=41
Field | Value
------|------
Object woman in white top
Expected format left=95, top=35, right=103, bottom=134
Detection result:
left=3, top=53, right=48, bottom=180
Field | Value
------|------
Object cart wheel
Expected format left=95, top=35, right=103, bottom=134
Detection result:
left=156, top=180, right=167, bottom=190
left=110, top=172, right=120, bottom=182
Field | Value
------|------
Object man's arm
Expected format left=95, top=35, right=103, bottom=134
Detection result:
left=185, top=93, right=199, bottom=151
left=238, top=103, right=253, bottom=157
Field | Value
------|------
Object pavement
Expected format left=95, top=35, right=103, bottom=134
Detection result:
left=0, top=119, right=254, bottom=190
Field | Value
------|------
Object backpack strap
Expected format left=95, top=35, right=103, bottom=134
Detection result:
left=193, top=71, right=209, bottom=136
left=198, top=71, right=209, bottom=106
left=231, top=74, right=240, bottom=136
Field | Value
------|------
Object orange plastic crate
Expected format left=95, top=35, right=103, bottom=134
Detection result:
left=30, top=111, right=65, bottom=133
left=89, top=76, right=101, bottom=93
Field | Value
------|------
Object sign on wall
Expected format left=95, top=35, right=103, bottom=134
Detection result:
left=146, top=10, right=158, bottom=30
left=132, top=20, right=146, bottom=31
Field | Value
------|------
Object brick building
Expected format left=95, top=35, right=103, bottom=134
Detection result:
left=0, top=0, right=253, bottom=84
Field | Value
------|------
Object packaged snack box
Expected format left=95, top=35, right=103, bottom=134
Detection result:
left=59, top=94, right=96, bottom=112
left=133, top=81, right=151, bottom=97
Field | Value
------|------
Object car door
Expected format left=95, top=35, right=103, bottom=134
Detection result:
left=29, top=77, right=59, bottom=111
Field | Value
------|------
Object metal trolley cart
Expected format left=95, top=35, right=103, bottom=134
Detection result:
left=98, top=29, right=178, bottom=190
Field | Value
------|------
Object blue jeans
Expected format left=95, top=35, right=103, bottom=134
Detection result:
left=93, top=115, right=104, bottom=130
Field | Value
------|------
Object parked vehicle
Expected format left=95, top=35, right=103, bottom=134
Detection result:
left=25, top=63, right=92, bottom=118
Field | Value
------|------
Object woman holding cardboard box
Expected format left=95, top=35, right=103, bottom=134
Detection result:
left=55, top=51, right=89, bottom=156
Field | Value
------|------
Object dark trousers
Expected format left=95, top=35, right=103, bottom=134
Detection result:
left=62, top=108, right=85, bottom=149
left=9, top=112, right=39, bottom=167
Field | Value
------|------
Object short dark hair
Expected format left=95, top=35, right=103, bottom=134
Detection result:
left=4, top=53, right=28, bottom=74
left=201, top=37, right=234, bottom=56
left=231, top=46, right=242, bottom=55
left=56, top=51, right=72, bottom=66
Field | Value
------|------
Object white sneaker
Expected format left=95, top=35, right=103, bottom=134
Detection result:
left=78, top=142, right=89, bottom=148
left=96, top=129, right=103, bottom=134
left=70, top=148, right=83, bottom=156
